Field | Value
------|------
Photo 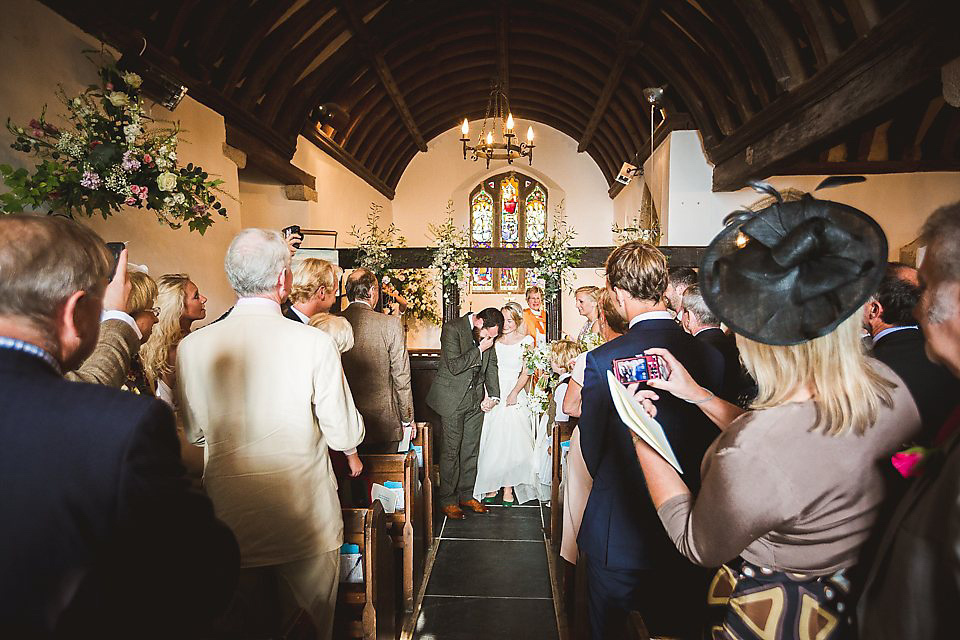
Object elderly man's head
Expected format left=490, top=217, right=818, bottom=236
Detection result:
left=345, top=268, right=379, bottom=307
left=916, top=202, right=960, bottom=376
left=0, top=215, right=112, bottom=369
left=224, top=229, right=292, bottom=301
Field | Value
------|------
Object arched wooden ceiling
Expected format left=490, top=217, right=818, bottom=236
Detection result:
left=43, top=0, right=960, bottom=199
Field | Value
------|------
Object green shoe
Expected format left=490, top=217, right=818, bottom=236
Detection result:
left=481, top=496, right=497, bottom=505
left=501, top=498, right=516, bottom=507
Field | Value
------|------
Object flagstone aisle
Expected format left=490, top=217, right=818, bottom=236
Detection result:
left=413, top=500, right=560, bottom=639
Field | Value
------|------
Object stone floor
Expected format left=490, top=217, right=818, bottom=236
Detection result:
left=413, top=497, right=559, bottom=640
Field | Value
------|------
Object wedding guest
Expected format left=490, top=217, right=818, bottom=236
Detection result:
left=122, top=269, right=159, bottom=396
left=474, top=305, right=538, bottom=506
left=0, top=215, right=238, bottom=637
left=859, top=201, right=960, bottom=638
left=522, top=285, right=547, bottom=344
left=574, top=285, right=601, bottom=343
left=863, top=262, right=960, bottom=443
left=664, top=266, right=697, bottom=315
left=578, top=241, right=723, bottom=639
left=309, top=312, right=355, bottom=353
left=560, top=290, right=625, bottom=566
left=342, top=268, right=415, bottom=453
left=533, top=339, right=581, bottom=502
left=680, top=284, right=756, bottom=406
left=286, top=258, right=340, bottom=322
left=630, top=193, right=920, bottom=640
left=177, top=229, right=364, bottom=639
left=141, top=274, right=206, bottom=407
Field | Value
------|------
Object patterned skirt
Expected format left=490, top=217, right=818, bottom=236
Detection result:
left=705, top=559, right=853, bottom=640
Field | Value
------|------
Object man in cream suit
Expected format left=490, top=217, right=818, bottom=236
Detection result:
left=342, top=268, right=414, bottom=452
left=177, top=229, right=364, bottom=639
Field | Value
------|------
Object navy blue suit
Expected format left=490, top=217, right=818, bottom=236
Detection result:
left=578, top=317, right=724, bottom=638
left=0, top=348, right=239, bottom=638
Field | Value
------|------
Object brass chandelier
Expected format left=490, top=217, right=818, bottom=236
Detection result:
left=459, top=81, right=534, bottom=169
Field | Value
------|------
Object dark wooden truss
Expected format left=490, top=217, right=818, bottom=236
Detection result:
left=42, top=0, right=960, bottom=198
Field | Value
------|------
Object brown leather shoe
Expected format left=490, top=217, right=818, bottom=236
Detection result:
left=459, top=498, right=489, bottom=514
left=441, top=504, right=465, bottom=520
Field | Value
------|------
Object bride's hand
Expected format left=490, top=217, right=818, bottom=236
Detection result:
left=506, top=392, right=519, bottom=406
left=643, top=348, right=711, bottom=403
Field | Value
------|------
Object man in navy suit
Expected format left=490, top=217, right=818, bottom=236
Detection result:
left=578, top=242, right=724, bottom=639
left=0, top=215, right=239, bottom=638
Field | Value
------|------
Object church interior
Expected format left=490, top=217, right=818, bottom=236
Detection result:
left=1, top=0, right=959, bottom=638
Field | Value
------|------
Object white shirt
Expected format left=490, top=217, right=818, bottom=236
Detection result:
left=100, top=310, right=142, bottom=340
left=628, top=310, right=676, bottom=328
left=290, top=306, right=310, bottom=323
left=235, top=297, right=282, bottom=312
left=872, top=325, right=919, bottom=345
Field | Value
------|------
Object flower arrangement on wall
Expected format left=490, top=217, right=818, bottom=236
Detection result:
left=348, top=203, right=397, bottom=279
left=522, top=341, right=555, bottom=415
left=428, top=200, right=470, bottom=301
left=0, top=52, right=230, bottom=234
left=532, top=200, right=584, bottom=297
left=386, top=266, right=441, bottom=326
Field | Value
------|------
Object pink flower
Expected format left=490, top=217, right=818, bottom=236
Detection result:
left=125, top=196, right=137, bottom=206
left=891, top=447, right=929, bottom=478
left=29, top=119, right=41, bottom=129
left=106, top=83, right=114, bottom=90
left=142, top=153, right=152, bottom=163
left=31, top=129, right=44, bottom=138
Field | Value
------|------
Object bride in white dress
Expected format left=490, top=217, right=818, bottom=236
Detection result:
left=474, top=305, right=539, bottom=506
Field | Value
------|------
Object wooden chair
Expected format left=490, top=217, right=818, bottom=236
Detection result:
left=334, top=503, right=396, bottom=640
left=359, top=451, right=425, bottom=613
left=411, top=421, right=435, bottom=548
left=547, top=418, right=576, bottom=543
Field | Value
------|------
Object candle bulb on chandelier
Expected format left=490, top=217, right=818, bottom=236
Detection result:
left=526, top=126, right=534, bottom=142
left=486, top=131, right=493, bottom=146
left=461, top=119, right=469, bottom=136
left=506, top=113, right=514, bottom=132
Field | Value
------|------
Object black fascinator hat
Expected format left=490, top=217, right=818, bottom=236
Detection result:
left=699, top=182, right=887, bottom=346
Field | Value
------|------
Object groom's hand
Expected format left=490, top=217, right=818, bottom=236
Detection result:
left=478, top=335, right=496, bottom=352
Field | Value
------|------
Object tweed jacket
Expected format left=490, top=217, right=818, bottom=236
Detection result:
left=65, top=318, right=139, bottom=387
left=341, top=302, right=414, bottom=444
left=426, top=313, right=500, bottom=418
left=177, top=300, right=365, bottom=566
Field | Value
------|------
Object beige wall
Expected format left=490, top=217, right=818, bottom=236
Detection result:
left=393, top=120, right=616, bottom=346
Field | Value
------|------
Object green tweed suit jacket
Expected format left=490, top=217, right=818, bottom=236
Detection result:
left=425, top=314, right=500, bottom=418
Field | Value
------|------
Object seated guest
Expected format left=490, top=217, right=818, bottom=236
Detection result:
left=859, top=202, right=960, bottom=638
left=122, top=268, right=160, bottom=396
left=522, top=285, right=547, bottom=344
left=286, top=258, right=340, bottom=322
left=141, top=273, right=207, bottom=407
left=578, top=241, right=724, bottom=639
left=630, top=193, right=921, bottom=640
left=177, top=229, right=364, bottom=640
left=561, top=290, right=626, bottom=566
left=664, top=265, right=697, bottom=315
left=680, top=284, right=756, bottom=406
left=342, top=268, right=415, bottom=453
left=863, top=263, right=960, bottom=443
left=0, top=215, right=238, bottom=637
left=309, top=312, right=355, bottom=353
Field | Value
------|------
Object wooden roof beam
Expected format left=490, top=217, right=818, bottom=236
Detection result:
left=334, top=0, right=428, bottom=152
left=578, top=0, right=658, bottom=153
left=497, top=0, right=509, bottom=96
left=710, top=1, right=959, bottom=191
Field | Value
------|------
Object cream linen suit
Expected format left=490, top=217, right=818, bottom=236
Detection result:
left=176, top=299, right=364, bottom=637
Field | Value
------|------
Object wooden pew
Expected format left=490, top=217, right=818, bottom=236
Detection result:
left=334, top=503, right=396, bottom=640
left=547, top=419, right=576, bottom=542
left=360, top=451, right=425, bottom=613
left=411, top=421, right=435, bottom=548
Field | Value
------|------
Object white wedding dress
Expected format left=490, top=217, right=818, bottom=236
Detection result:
left=473, top=335, right=539, bottom=504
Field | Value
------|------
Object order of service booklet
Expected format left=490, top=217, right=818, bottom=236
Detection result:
left=606, top=370, right=683, bottom=474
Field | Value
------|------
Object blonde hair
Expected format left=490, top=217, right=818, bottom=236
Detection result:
left=141, top=274, right=191, bottom=387
left=290, top=258, right=339, bottom=305
left=574, top=285, right=601, bottom=303
left=308, top=312, right=355, bottom=353
left=551, top=339, right=581, bottom=373
left=737, top=314, right=896, bottom=436
left=127, top=270, right=158, bottom=314
left=501, top=304, right=525, bottom=334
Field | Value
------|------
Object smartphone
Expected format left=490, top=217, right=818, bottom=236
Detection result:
left=105, top=242, right=126, bottom=276
left=612, top=354, right=668, bottom=384
left=282, top=225, right=303, bottom=249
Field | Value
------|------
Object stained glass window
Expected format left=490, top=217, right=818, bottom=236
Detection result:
left=469, top=172, right=547, bottom=293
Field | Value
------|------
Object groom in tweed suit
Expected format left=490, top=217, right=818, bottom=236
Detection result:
left=426, top=308, right=504, bottom=520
